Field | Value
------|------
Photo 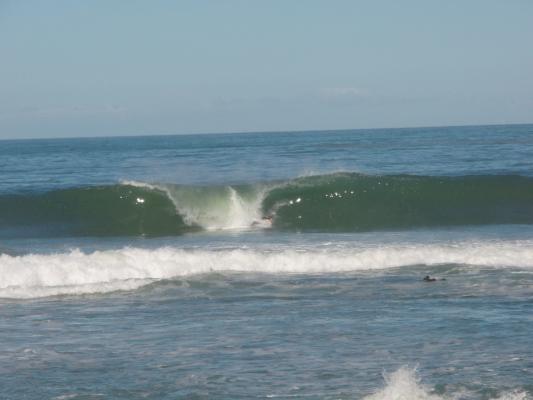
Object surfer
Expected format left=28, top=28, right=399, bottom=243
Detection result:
left=251, top=215, right=273, bottom=228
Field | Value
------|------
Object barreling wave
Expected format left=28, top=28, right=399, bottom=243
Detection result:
left=2, top=240, right=533, bottom=298
left=2, top=173, right=533, bottom=238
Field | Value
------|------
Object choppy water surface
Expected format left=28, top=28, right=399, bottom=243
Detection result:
left=1, top=124, right=533, bottom=399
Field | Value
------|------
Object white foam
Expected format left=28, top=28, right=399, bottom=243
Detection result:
left=496, top=392, right=530, bottom=400
left=363, top=367, right=441, bottom=400
left=363, top=367, right=530, bottom=400
left=2, top=241, right=533, bottom=299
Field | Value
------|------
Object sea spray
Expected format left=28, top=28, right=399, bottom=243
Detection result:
left=362, top=367, right=442, bottom=400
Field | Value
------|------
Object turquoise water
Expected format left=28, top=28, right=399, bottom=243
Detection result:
left=1, top=124, right=533, bottom=399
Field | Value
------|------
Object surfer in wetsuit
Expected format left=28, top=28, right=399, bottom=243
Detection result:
left=423, top=275, right=437, bottom=282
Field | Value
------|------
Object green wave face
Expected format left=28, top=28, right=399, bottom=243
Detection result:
left=2, top=174, right=533, bottom=238
left=263, top=174, right=533, bottom=231
left=0, top=185, right=191, bottom=238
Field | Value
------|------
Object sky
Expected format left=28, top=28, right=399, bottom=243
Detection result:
left=0, top=0, right=532, bottom=139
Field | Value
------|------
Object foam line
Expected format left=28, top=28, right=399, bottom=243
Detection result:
left=2, top=241, right=533, bottom=298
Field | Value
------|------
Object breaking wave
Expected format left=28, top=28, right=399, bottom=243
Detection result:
left=1, top=173, right=533, bottom=238
left=2, top=240, right=533, bottom=298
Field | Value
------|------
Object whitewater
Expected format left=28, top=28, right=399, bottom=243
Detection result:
left=3, top=240, right=533, bottom=299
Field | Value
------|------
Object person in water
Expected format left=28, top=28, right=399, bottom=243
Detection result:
left=423, top=275, right=446, bottom=282
left=251, top=215, right=273, bottom=227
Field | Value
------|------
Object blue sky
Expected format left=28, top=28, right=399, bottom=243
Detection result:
left=0, top=0, right=532, bottom=139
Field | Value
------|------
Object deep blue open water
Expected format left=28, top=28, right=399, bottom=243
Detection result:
left=1, top=124, right=533, bottom=399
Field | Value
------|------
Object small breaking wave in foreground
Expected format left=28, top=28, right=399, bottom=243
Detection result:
left=361, top=367, right=529, bottom=400
left=2, top=241, right=533, bottom=298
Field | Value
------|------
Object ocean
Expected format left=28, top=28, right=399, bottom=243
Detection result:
left=1, top=124, right=533, bottom=399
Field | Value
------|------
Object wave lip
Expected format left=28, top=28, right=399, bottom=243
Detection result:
left=2, top=241, right=533, bottom=299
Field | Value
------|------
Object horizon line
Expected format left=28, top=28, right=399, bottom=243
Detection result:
left=1, top=121, right=532, bottom=142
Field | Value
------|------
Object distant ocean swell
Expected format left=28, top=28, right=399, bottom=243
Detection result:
left=2, top=241, right=533, bottom=298
left=1, top=173, right=533, bottom=238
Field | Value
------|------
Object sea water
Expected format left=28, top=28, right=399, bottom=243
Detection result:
left=1, top=124, right=533, bottom=399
